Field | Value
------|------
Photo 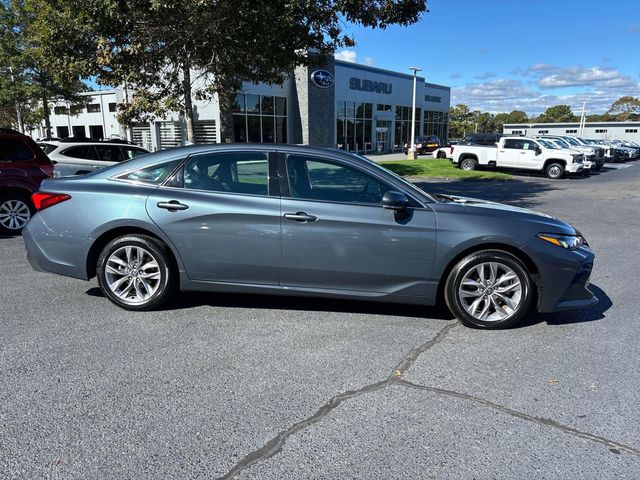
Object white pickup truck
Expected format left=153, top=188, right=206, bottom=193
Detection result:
left=449, top=136, right=585, bottom=179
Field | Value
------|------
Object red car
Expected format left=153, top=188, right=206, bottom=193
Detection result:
left=0, top=128, right=54, bottom=234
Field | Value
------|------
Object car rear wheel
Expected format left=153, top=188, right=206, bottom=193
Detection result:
left=0, top=193, right=34, bottom=234
left=545, top=162, right=565, bottom=179
left=460, top=158, right=477, bottom=171
left=444, top=250, right=533, bottom=329
left=97, top=235, right=176, bottom=310
left=437, top=150, right=447, bottom=159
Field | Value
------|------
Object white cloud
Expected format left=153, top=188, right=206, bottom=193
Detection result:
left=537, top=66, right=636, bottom=89
left=364, top=56, right=375, bottom=66
left=334, top=49, right=357, bottom=63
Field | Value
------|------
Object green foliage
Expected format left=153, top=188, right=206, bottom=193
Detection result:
left=607, top=96, right=640, bottom=121
left=535, top=104, right=577, bottom=123
left=379, top=158, right=512, bottom=180
left=448, top=104, right=474, bottom=138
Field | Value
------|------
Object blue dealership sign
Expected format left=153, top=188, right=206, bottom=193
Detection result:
left=311, top=70, right=334, bottom=88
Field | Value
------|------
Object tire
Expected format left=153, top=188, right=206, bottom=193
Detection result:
left=437, top=150, right=447, bottom=159
left=0, top=192, right=34, bottom=234
left=545, top=162, right=565, bottom=179
left=444, top=249, right=533, bottom=329
left=96, top=234, right=176, bottom=310
left=460, top=158, right=478, bottom=171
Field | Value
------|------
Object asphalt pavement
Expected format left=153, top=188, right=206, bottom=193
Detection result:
left=1, top=162, right=639, bottom=479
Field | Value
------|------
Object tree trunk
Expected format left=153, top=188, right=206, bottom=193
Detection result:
left=182, top=63, right=195, bottom=144
left=217, top=77, right=235, bottom=144
left=42, top=90, right=51, bottom=140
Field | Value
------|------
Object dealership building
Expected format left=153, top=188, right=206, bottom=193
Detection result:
left=30, top=59, right=450, bottom=153
left=503, top=121, right=640, bottom=142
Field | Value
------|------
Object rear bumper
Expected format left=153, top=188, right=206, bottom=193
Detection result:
left=522, top=239, right=597, bottom=313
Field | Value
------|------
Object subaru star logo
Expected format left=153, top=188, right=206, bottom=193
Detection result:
left=311, top=70, right=334, bottom=88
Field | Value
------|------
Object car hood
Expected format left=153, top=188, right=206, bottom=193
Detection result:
left=433, top=195, right=576, bottom=234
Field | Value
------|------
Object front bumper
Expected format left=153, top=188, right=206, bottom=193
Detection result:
left=566, top=164, right=584, bottom=174
left=522, top=238, right=597, bottom=313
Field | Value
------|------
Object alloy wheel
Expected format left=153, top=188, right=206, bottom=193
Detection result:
left=104, top=245, right=162, bottom=305
left=458, top=261, right=523, bottom=322
left=0, top=199, right=31, bottom=231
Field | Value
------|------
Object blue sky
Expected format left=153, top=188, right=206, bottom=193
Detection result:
left=335, top=0, right=640, bottom=115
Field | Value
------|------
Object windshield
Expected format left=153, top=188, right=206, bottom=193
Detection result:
left=538, top=139, right=559, bottom=149
left=562, top=136, right=581, bottom=146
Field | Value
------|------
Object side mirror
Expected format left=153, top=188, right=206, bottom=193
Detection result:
left=381, top=190, right=409, bottom=210
left=535, top=147, right=542, bottom=155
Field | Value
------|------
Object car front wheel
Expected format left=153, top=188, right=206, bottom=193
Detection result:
left=545, top=162, right=565, bottom=179
left=97, top=235, right=176, bottom=310
left=444, top=250, right=533, bottom=329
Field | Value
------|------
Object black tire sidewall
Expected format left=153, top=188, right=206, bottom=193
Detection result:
left=444, top=250, right=533, bottom=329
left=96, top=235, right=174, bottom=311
left=0, top=192, right=35, bottom=234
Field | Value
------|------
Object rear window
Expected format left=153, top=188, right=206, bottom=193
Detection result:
left=61, top=145, right=99, bottom=160
left=116, top=159, right=183, bottom=185
left=0, top=138, right=35, bottom=162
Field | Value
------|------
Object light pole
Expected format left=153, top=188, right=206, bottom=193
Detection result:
left=408, top=66, right=422, bottom=160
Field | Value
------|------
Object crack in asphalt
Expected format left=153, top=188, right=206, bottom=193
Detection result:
left=396, top=379, right=640, bottom=458
left=216, top=321, right=458, bottom=479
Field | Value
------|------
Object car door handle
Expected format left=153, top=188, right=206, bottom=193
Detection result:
left=284, top=212, right=317, bottom=222
left=157, top=200, right=189, bottom=211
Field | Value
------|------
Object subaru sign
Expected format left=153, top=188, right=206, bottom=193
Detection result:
left=311, top=70, right=334, bottom=89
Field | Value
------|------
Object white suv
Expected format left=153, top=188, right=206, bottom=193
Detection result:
left=39, top=140, right=150, bottom=176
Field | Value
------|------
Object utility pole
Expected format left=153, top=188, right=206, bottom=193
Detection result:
left=407, top=66, right=422, bottom=160
left=579, top=101, right=586, bottom=137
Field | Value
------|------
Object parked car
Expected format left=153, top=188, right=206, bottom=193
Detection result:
left=434, top=141, right=458, bottom=159
left=0, top=128, right=54, bottom=234
left=24, top=144, right=596, bottom=329
left=538, top=135, right=604, bottom=170
left=535, top=137, right=594, bottom=172
left=43, top=139, right=150, bottom=176
left=403, top=135, right=441, bottom=155
left=450, top=136, right=584, bottom=179
left=460, top=133, right=503, bottom=146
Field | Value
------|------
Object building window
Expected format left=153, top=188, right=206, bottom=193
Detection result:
left=56, top=126, right=69, bottom=138
left=336, top=101, right=373, bottom=152
left=108, top=103, right=118, bottom=112
left=70, top=105, right=83, bottom=115
left=232, top=93, right=286, bottom=143
left=625, top=129, right=638, bottom=133
left=54, top=106, right=68, bottom=115
left=566, top=129, right=577, bottom=133
left=538, top=130, right=549, bottom=134
left=595, top=129, right=607, bottom=133
left=395, top=106, right=421, bottom=148
left=376, top=104, right=391, bottom=112
left=511, top=130, right=523, bottom=135
left=89, top=125, right=104, bottom=140
left=87, top=103, right=101, bottom=113
left=72, top=125, right=86, bottom=138
left=423, top=110, right=449, bottom=144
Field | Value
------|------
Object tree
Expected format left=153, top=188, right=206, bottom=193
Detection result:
left=536, top=105, right=577, bottom=123
left=607, top=96, right=640, bottom=121
left=40, top=0, right=430, bottom=143
left=448, top=104, right=474, bottom=138
left=0, top=0, right=88, bottom=136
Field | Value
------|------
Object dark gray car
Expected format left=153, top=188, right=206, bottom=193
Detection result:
left=23, top=144, right=596, bottom=328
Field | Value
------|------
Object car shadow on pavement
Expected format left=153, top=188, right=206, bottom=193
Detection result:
left=85, top=287, right=454, bottom=320
left=518, top=284, right=612, bottom=328
left=414, top=178, right=558, bottom=208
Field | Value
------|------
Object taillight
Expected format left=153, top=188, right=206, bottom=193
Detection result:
left=450, top=146, right=454, bottom=154
left=39, top=162, right=55, bottom=178
left=32, top=192, right=71, bottom=211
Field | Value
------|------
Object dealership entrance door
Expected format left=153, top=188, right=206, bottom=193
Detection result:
left=376, top=122, right=391, bottom=153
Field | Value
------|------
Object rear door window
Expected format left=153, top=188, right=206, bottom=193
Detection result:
left=61, top=146, right=99, bottom=160
left=95, top=145, right=125, bottom=163
left=121, top=147, right=148, bottom=160
left=0, top=139, right=35, bottom=162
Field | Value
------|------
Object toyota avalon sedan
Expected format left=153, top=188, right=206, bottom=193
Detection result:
left=23, top=144, right=596, bottom=329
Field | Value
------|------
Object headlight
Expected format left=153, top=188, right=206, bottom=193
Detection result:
left=537, top=233, right=584, bottom=250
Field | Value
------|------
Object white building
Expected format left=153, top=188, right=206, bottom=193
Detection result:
left=29, top=60, right=451, bottom=153
left=503, top=121, right=640, bottom=142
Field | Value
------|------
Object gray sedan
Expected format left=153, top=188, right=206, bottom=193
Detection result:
left=23, top=144, right=596, bottom=328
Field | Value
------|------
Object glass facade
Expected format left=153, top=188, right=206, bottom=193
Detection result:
left=336, top=101, right=373, bottom=153
left=394, top=106, right=421, bottom=148
left=423, top=110, right=449, bottom=143
left=232, top=93, right=287, bottom=143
